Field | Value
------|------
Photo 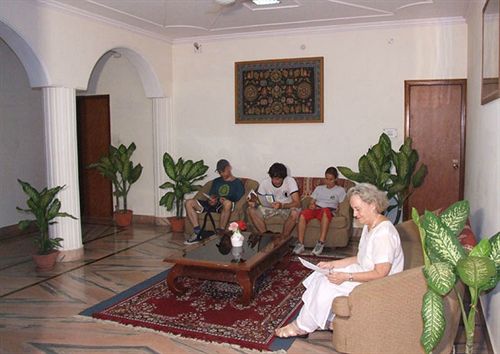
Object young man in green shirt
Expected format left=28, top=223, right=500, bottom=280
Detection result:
left=185, top=159, right=244, bottom=244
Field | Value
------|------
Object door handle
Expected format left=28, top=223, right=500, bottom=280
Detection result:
left=452, top=159, right=459, bottom=169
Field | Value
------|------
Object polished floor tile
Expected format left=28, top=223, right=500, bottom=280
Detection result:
left=0, top=223, right=490, bottom=354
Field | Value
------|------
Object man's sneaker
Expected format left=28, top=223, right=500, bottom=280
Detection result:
left=311, top=241, right=324, bottom=256
left=184, top=231, right=201, bottom=245
left=293, top=242, right=305, bottom=255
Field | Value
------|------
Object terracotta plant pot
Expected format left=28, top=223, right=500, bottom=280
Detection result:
left=115, top=210, right=133, bottom=227
left=32, top=250, right=60, bottom=271
left=168, top=217, right=185, bottom=233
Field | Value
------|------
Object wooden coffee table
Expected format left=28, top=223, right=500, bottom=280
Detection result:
left=164, top=232, right=292, bottom=305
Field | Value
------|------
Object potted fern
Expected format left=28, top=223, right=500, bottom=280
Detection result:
left=338, top=133, right=428, bottom=223
left=159, top=152, right=208, bottom=232
left=89, top=142, right=143, bottom=227
left=413, top=201, right=499, bottom=354
left=16, top=180, right=77, bottom=271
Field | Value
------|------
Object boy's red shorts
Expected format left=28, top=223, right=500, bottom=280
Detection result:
left=301, top=208, right=334, bottom=222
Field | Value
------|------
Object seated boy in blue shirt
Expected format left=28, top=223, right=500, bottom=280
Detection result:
left=185, top=159, right=244, bottom=244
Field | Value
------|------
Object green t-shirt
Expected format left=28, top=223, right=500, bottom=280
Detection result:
left=209, top=177, right=245, bottom=202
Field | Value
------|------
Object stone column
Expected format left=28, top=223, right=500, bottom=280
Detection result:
left=152, top=97, right=173, bottom=221
left=42, top=87, right=83, bottom=261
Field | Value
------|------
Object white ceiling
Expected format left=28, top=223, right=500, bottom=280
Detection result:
left=43, top=0, right=473, bottom=41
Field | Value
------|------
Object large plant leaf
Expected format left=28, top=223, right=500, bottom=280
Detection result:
left=423, top=211, right=466, bottom=266
left=421, top=289, right=446, bottom=354
left=489, top=232, right=500, bottom=282
left=337, top=166, right=363, bottom=182
left=378, top=132, right=392, bottom=153
left=129, top=164, right=143, bottom=184
left=423, top=262, right=456, bottom=295
left=18, top=179, right=40, bottom=204
left=412, top=164, right=428, bottom=188
left=358, top=155, right=374, bottom=178
left=159, top=181, right=175, bottom=190
left=469, top=239, right=492, bottom=258
left=439, top=200, right=470, bottom=237
left=180, top=160, right=193, bottom=177
left=456, top=256, right=496, bottom=288
left=159, top=191, right=175, bottom=210
left=18, top=219, right=33, bottom=231
left=163, top=152, right=177, bottom=181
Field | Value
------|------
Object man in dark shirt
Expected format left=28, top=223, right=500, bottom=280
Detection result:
left=185, top=159, right=245, bottom=244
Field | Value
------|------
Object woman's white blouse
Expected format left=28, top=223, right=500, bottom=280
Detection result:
left=357, top=220, right=404, bottom=274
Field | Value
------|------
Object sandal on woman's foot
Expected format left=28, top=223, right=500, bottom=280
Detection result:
left=275, top=321, right=309, bottom=338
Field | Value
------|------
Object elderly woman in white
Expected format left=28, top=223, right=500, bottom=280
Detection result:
left=275, top=183, right=405, bottom=337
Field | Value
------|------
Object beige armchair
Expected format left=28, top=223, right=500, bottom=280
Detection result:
left=330, top=219, right=463, bottom=354
left=184, top=178, right=258, bottom=235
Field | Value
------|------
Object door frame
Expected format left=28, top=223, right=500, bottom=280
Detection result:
left=404, top=79, right=467, bottom=217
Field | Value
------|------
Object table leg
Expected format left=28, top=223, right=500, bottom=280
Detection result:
left=236, top=271, right=254, bottom=305
left=167, top=265, right=186, bottom=295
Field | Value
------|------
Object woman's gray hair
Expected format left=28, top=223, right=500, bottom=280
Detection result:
left=347, top=183, right=389, bottom=213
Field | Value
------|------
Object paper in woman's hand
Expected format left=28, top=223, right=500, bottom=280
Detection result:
left=298, top=257, right=330, bottom=275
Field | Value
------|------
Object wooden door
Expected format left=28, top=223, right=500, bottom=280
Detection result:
left=404, top=79, right=466, bottom=216
left=76, top=95, right=113, bottom=223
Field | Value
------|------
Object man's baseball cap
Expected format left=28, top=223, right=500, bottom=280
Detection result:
left=216, top=159, right=230, bottom=173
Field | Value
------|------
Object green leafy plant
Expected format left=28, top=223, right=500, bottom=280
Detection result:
left=159, top=152, right=209, bottom=218
left=338, top=133, right=427, bottom=223
left=16, top=180, right=77, bottom=255
left=89, top=142, right=143, bottom=212
left=412, top=201, right=499, bottom=354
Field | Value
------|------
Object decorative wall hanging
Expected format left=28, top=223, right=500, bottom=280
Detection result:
left=235, top=57, right=324, bottom=124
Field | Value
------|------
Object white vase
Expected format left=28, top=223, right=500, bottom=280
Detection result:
left=231, top=246, right=243, bottom=261
left=230, top=230, right=244, bottom=247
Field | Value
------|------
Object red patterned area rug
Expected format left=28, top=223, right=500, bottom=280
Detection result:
left=81, top=255, right=332, bottom=351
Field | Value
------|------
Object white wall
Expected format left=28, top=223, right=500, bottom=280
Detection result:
left=0, top=38, right=45, bottom=227
left=465, top=1, right=500, bottom=351
left=82, top=54, right=154, bottom=216
left=173, top=22, right=467, bottom=182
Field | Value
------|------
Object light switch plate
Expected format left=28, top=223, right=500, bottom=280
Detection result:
left=383, top=128, right=398, bottom=138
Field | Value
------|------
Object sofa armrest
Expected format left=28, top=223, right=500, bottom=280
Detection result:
left=331, top=296, right=350, bottom=317
left=336, top=198, right=351, bottom=221
left=233, top=179, right=259, bottom=220
left=193, top=181, right=212, bottom=200
left=301, top=196, right=313, bottom=209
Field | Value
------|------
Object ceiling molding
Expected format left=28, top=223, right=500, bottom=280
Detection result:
left=172, top=16, right=466, bottom=44
left=36, top=0, right=466, bottom=46
left=36, top=0, right=174, bottom=44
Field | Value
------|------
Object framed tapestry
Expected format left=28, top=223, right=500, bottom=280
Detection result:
left=235, top=57, right=324, bottom=124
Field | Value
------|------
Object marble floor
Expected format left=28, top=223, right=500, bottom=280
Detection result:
left=0, top=223, right=491, bottom=354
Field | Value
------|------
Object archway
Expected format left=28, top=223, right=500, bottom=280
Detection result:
left=79, top=47, right=170, bottom=226
left=0, top=21, right=49, bottom=87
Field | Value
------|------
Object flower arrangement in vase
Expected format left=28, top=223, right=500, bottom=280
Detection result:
left=228, top=220, right=247, bottom=247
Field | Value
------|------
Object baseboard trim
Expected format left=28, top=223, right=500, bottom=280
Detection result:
left=0, top=223, right=37, bottom=240
left=58, top=247, right=84, bottom=262
left=133, top=214, right=170, bottom=227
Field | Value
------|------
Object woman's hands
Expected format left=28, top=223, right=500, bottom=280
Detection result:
left=326, top=271, right=349, bottom=285
left=317, top=260, right=351, bottom=285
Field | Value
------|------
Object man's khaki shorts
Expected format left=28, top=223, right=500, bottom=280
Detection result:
left=257, top=206, right=298, bottom=219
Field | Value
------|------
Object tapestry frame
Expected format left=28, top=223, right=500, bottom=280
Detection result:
left=235, top=57, right=324, bottom=124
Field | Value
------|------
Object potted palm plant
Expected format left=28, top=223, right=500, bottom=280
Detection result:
left=159, top=152, right=208, bottom=232
left=338, top=133, right=428, bottom=223
left=16, top=180, right=77, bottom=271
left=413, top=201, right=499, bottom=354
left=89, top=142, right=143, bottom=227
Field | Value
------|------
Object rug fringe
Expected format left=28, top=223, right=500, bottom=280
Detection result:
left=74, top=314, right=286, bottom=353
